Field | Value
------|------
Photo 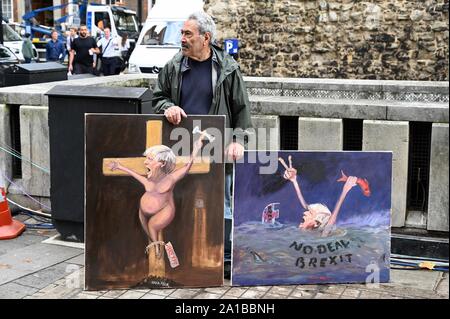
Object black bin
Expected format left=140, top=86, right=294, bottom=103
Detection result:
left=46, top=85, right=153, bottom=242
left=5, top=62, right=67, bottom=86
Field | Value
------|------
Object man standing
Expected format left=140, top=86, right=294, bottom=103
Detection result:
left=152, top=11, right=252, bottom=277
left=66, top=26, right=78, bottom=52
left=69, top=25, right=100, bottom=75
left=22, top=33, right=34, bottom=63
left=97, top=27, right=121, bottom=76
left=45, top=30, right=65, bottom=63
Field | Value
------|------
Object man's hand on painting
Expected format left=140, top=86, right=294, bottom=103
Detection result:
left=226, top=142, right=244, bottom=162
left=164, top=106, right=187, bottom=125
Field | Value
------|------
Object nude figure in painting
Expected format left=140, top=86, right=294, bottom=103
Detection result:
left=279, top=155, right=358, bottom=237
left=108, top=132, right=206, bottom=258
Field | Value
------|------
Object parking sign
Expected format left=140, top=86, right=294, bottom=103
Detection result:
left=224, top=38, right=239, bottom=55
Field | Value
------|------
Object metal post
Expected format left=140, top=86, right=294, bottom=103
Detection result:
left=0, top=0, right=4, bottom=44
left=137, top=0, right=142, bottom=25
left=25, top=0, right=32, bottom=13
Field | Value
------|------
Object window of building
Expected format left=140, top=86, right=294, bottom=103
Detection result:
left=2, top=0, right=13, bottom=21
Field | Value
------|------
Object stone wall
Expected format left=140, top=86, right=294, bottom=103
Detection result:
left=0, top=75, right=448, bottom=230
left=205, top=0, right=449, bottom=80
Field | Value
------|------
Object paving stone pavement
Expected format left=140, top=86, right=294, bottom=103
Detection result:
left=0, top=225, right=448, bottom=300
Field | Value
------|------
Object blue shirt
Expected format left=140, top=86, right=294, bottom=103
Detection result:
left=46, top=39, right=66, bottom=62
left=180, top=56, right=213, bottom=115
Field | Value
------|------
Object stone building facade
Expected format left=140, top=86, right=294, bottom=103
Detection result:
left=205, top=0, right=449, bottom=80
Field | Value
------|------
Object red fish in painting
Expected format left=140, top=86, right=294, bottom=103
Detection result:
left=337, top=170, right=371, bottom=197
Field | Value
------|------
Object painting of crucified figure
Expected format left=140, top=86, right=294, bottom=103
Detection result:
left=85, top=115, right=225, bottom=290
left=106, top=131, right=206, bottom=260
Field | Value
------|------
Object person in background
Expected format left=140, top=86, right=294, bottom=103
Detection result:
left=90, top=29, right=101, bottom=75
left=22, top=33, right=34, bottom=63
left=119, top=33, right=130, bottom=73
left=69, top=25, right=100, bottom=75
left=97, top=20, right=105, bottom=33
left=66, top=26, right=78, bottom=52
left=45, top=30, right=65, bottom=63
left=97, top=27, right=121, bottom=76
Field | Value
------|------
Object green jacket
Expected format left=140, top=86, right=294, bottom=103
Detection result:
left=22, top=38, right=34, bottom=60
left=152, top=45, right=253, bottom=140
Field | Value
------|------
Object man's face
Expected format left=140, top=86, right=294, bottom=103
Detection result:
left=51, top=32, right=58, bottom=41
left=79, top=27, right=88, bottom=38
left=180, top=19, right=208, bottom=59
left=104, top=28, right=111, bottom=38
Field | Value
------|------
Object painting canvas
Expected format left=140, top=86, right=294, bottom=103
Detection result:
left=232, top=151, right=391, bottom=286
left=85, top=114, right=225, bottom=289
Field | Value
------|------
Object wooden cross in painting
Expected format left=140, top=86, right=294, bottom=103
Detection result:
left=102, top=120, right=211, bottom=279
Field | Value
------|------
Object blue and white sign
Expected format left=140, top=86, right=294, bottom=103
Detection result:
left=224, top=38, right=239, bottom=55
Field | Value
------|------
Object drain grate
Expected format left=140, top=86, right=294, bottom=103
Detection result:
left=343, top=119, right=363, bottom=151
left=280, top=116, right=299, bottom=150
left=407, top=122, right=432, bottom=212
left=9, top=105, right=22, bottom=179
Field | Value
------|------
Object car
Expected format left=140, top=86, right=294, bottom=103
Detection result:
left=0, top=44, right=20, bottom=65
left=0, top=44, right=20, bottom=87
left=2, top=21, right=39, bottom=62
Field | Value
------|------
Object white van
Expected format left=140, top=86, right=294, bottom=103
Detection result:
left=128, top=0, right=204, bottom=74
left=86, top=4, right=140, bottom=42
left=2, top=21, right=38, bottom=62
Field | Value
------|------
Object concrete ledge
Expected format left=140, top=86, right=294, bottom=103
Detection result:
left=363, top=120, right=409, bottom=228
left=298, top=117, right=343, bottom=151
left=387, top=103, right=449, bottom=123
left=250, top=96, right=387, bottom=119
left=0, top=90, right=44, bottom=106
left=0, top=74, right=156, bottom=106
left=0, top=104, right=12, bottom=187
left=250, top=115, right=280, bottom=150
left=250, top=96, right=447, bottom=122
left=20, top=106, right=50, bottom=197
left=0, top=75, right=448, bottom=231
left=244, top=77, right=449, bottom=95
left=244, top=77, right=283, bottom=90
left=427, top=123, right=449, bottom=232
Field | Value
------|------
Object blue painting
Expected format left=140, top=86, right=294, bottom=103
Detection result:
left=232, top=151, right=392, bottom=286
